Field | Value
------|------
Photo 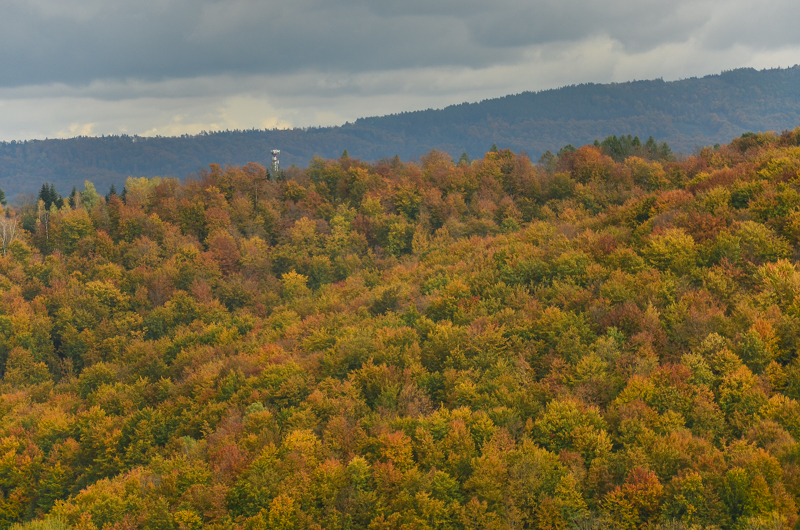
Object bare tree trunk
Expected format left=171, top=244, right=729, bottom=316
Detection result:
left=0, top=216, right=18, bottom=256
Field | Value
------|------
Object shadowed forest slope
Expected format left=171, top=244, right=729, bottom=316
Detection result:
left=1, top=65, right=799, bottom=197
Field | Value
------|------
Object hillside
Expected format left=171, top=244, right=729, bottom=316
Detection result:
left=2, top=129, right=800, bottom=529
left=1, top=66, right=799, bottom=198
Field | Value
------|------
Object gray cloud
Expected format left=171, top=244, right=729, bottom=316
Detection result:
left=3, top=0, right=797, bottom=88
left=700, top=0, right=800, bottom=50
left=466, top=0, right=706, bottom=50
left=1, top=0, right=491, bottom=85
left=0, top=0, right=798, bottom=141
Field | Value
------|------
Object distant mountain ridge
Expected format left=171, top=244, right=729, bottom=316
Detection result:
left=1, top=66, right=799, bottom=197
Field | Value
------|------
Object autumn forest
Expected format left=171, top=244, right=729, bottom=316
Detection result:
left=3, top=130, right=800, bottom=529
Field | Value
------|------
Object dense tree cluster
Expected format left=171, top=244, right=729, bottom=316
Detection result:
left=2, top=129, right=800, bottom=529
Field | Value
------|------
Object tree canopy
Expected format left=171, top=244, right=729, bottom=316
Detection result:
left=1, top=129, right=800, bottom=529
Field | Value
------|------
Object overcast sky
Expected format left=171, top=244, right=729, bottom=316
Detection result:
left=1, top=0, right=799, bottom=141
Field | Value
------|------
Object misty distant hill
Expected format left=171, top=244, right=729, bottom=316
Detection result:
left=2, top=66, right=799, bottom=198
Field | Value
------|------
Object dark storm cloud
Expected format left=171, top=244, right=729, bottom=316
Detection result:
left=3, top=0, right=798, bottom=88
left=0, top=0, right=484, bottom=86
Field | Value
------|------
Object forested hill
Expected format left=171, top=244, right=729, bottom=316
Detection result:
left=5, top=130, right=800, bottom=529
left=2, top=65, right=800, bottom=197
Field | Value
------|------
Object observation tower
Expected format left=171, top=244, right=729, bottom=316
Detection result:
left=271, top=150, right=280, bottom=175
